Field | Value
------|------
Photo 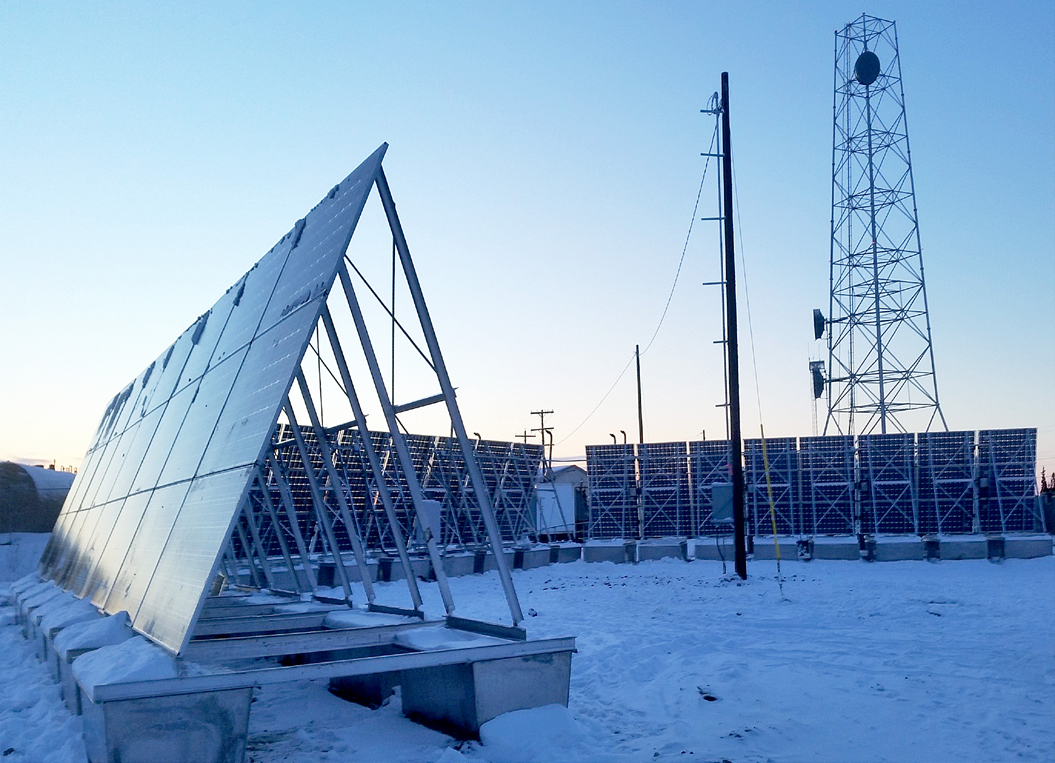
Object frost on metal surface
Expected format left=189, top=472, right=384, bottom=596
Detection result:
left=39, top=144, right=388, bottom=655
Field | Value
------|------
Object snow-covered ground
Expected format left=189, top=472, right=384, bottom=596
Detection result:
left=2, top=552, right=1053, bottom=763
left=0, top=533, right=49, bottom=582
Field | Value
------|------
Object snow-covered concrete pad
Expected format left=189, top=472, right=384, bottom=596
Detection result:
left=938, top=535, right=987, bottom=560
left=637, top=540, right=686, bottom=562
left=55, top=613, right=135, bottom=716
left=874, top=536, right=928, bottom=561
left=694, top=536, right=740, bottom=560
left=583, top=543, right=634, bottom=564
left=401, top=648, right=573, bottom=739
left=1004, top=535, right=1053, bottom=559
left=750, top=537, right=794, bottom=560
left=81, top=685, right=252, bottom=763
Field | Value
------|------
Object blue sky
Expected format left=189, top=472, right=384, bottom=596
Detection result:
left=1, top=1, right=1052, bottom=478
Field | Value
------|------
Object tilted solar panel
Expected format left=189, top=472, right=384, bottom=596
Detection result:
left=40, top=144, right=388, bottom=654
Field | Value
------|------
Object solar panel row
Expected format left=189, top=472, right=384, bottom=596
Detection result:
left=584, top=430, right=1041, bottom=539
left=39, top=146, right=389, bottom=654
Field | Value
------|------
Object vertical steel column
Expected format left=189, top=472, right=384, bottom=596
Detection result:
left=221, top=544, right=238, bottom=585
left=284, top=404, right=355, bottom=601
left=374, top=167, right=524, bottom=624
left=336, top=267, right=456, bottom=615
left=233, top=521, right=265, bottom=589
left=294, top=370, right=377, bottom=603
left=240, top=500, right=277, bottom=589
left=320, top=307, right=423, bottom=609
left=863, top=79, right=887, bottom=433
left=252, top=468, right=303, bottom=592
left=267, top=452, right=319, bottom=589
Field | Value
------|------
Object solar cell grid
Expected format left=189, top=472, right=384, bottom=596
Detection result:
left=40, top=145, right=389, bottom=654
left=917, top=431, right=975, bottom=534
left=800, top=436, right=855, bottom=535
left=688, top=440, right=733, bottom=536
left=639, top=442, right=688, bottom=538
left=978, top=428, right=1041, bottom=533
left=859, top=433, right=917, bottom=534
left=746, top=438, right=800, bottom=536
left=586, top=444, right=636, bottom=539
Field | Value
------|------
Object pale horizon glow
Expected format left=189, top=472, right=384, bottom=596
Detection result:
left=1, top=2, right=1052, bottom=480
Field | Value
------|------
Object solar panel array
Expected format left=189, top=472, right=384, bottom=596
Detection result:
left=639, top=442, right=690, bottom=538
left=585, top=444, right=637, bottom=539
left=38, top=145, right=388, bottom=654
left=246, top=425, right=544, bottom=559
left=917, top=431, right=975, bottom=534
left=859, top=433, right=917, bottom=534
left=584, top=429, right=1042, bottom=539
left=978, top=429, right=1039, bottom=533
left=745, top=437, right=800, bottom=535
left=800, top=436, right=856, bottom=535
left=687, top=440, right=733, bottom=535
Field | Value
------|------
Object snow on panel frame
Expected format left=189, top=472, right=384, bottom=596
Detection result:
left=39, top=144, right=388, bottom=654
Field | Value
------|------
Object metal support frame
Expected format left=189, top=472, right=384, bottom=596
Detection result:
left=88, top=635, right=577, bottom=703
left=688, top=440, right=733, bottom=536
left=374, top=167, right=523, bottom=625
left=283, top=405, right=355, bottom=601
left=745, top=438, right=800, bottom=536
left=585, top=444, right=636, bottom=539
left=293, top=370, right=377, bottom=603
left=239, top=500, right=277, bottom=589
left=917, top=431, right=976, bottom=534
left=266, top=453, right=318, bottom=589
left=639, top=442, right=689, bottom=538
left=859, top=433, right=918, bottom=534
left=825, top=14, right=946, bottom=436
left=321, top=307, right=424, bottom=610
left=800, top=436, right=856, bottom=536
left=232, top=521, right=266, bottom=589
left=338, top=265, right=457, bottom=616
left=252, top=467, right=305, bottom=592
left=978, top=429, right=1041, bottom=533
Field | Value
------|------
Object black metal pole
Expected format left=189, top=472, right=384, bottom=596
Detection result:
left=721, top=72, right=747, bottom=580
left=636, top=345, right=644, bottom=444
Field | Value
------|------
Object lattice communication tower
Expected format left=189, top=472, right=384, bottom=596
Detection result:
left=821, top=14, right=947, bottom=436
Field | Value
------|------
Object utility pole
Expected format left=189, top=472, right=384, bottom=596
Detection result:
left=635, top=346, right=644, bottom=444
left=516, top=430, right=535, bottom=444
left=721, top=72, right=747, bottom=580
left=634, top=345, right=645, bottom=540
left=530, top=409, right=554, bottom=476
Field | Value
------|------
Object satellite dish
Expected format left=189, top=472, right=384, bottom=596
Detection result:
left=813, top=308, right=826, bottom=340
left=855, top=50, right=881, bottom=86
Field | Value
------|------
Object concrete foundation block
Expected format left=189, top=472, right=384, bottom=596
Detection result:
left=442, top=554, right=475, bottom=578
left=552, top=545, right=582, bottom=563
left=750, top=538, right=797, bottom=561
left=874, top=538, right=926, bottom=561
left=1004, top=536, right=1053, bottom=559
left=810, top=538, right=867, bottom=560
left=518, top=549, right=552, bottom=570
left=582, top=544, right=630, bottom=564
left=401, top=651, right=572, bottom=739
left=81, top=687, right=252, bottom=763
left=637, top=541, right=687, bottom=562
left=694, top=538, right=737, bottom=561
left=938, top=537, right=987, bottom=560
left=480, top=551, right=516, bottom=573
left=60, top=654, right=87, bottom=715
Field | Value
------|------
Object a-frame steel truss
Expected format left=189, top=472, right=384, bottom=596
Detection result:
left=40, top=144, right=527, bottom=655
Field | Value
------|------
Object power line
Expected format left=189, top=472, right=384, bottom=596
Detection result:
left=555, top=121, right=720, bottom=445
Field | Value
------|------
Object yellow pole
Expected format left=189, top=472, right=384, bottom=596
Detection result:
left=760, top=425, right=783, bottom=569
